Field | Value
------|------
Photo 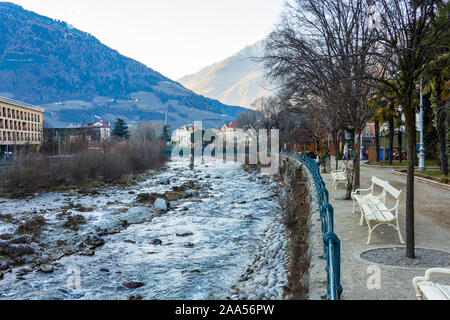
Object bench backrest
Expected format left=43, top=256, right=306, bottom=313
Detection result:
left=384, top=183, right=402, bottom=200
left=371, top=176, right=387, bottom=189
left=371, top=177, right=388, bottom=199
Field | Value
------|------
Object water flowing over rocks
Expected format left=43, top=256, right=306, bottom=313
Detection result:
left=0, top=157, right=289, bottom=300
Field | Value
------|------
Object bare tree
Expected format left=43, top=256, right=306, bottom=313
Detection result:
left=130, top=121, right=163, bottom=141
left=374, top=0, right=450, bottom=258
left=235, top=110, right=266, bottom=131
left=263, top=0, right=381, bottom=195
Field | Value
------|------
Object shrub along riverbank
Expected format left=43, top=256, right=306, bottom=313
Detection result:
left=1, top=140, right=169, bottom=197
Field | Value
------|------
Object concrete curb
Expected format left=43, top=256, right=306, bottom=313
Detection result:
left=362, top=163, right=440, bottom=170
left=353, top=246, right=450, bottom=271
left=391, top=170, right=450, bottom=191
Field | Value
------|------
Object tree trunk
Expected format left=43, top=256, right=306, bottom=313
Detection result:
left=332, top=131, right=340, bottom=170
left=375, top=120, right=380, bottom=162
left=345, top=130, right=361, bottom=200
left=435, top=76, right=448, bottom=176
left=354, top=130, right=361, bottom=190
left=405, top=108, right=416, bottom=259
left=340, top=130, right=346, bottom=156
left=398, top=130, right=403, bottom=164
left=389, top=117, right=395, bottom=165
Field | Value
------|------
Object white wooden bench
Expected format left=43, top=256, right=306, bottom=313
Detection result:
left=352, top=176, right=387, bottom=226
left=330, top=168, right=347, bottom=190
left=361, top=183, right=404, bottom=245
left=413, top=268, right=450, bottom=300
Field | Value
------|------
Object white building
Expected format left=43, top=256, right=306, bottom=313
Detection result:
left=172, top=124, right=195, bottom=148
left=87, top=121, right=111, bottom=142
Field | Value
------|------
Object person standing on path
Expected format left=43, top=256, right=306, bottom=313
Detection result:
left=343, top=143, right=349, bottom=160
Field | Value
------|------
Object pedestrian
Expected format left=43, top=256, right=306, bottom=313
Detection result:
left=343, top=143, right=349, bottom=160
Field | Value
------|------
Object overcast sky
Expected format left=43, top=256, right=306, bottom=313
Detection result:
left=10, top=0, right=286, bottom=80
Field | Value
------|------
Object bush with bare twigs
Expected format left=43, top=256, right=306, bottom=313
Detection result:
left=1, top=140, right=169, bottom=196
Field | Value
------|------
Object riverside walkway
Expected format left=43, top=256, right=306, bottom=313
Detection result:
left=322, top=160, right=450, bottom=300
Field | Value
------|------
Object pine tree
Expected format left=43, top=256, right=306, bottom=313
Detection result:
left=112, top=118, right=130, bottom=140
left=161, top=125, right=171, bottom=142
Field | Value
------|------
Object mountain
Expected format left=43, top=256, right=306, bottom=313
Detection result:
left=178, top=38, right=272, bottom=109
left=0, top=2, right=245, bottom=128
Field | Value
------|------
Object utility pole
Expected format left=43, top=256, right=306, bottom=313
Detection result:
left=418, top=76, right=426, bottom=171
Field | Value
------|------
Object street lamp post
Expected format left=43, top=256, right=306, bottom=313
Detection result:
left=360, top=131, right=364, bottom=161
left=419, top=76, right=426, bottom=171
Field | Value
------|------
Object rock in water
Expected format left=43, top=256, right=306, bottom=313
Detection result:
left=122, top=281, right=144, bottom=289
left=176, top=232, right=194, bottom=237
left=154, top=198, right=168, bottom=211
left=40, top=265, right=54, bottom=273
left=151, top=239, right=163, bottom=246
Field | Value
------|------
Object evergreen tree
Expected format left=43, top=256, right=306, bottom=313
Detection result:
left=161, top=125, right=171, bottom=142
left=112, top=118, right=130, bottom=140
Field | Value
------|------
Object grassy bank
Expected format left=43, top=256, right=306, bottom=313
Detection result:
left=1, top=140, right=169, bottom=197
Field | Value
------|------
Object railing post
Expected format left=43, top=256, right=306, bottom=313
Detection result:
left=320, top=203, right=333, bottom=259
left=323, top=232, right=342, bottom=300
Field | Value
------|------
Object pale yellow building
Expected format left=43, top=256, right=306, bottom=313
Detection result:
left=0, top=96, right=44, bottom=150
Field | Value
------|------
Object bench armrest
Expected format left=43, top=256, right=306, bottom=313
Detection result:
left=413, top=268, right=450, bottom=300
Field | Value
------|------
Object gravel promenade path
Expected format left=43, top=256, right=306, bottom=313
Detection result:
left=323, top=160, right=449, bottom=300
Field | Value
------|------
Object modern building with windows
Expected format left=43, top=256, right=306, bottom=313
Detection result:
left=0, top=96, right=44, bottom=152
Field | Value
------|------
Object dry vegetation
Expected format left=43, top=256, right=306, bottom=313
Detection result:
left=1, top=140, right=169, bottom=196
left=279, top=160, right=310, bottom=300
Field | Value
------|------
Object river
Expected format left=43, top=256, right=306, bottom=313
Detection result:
left=0, top=156, right=284, bottom=300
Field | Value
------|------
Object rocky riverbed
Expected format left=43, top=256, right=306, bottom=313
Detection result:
left=0, top=156, right=290, bottom=300
left=227, top=218, right=291, bottom=300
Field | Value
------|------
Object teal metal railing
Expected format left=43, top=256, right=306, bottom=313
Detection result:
left=282, top=152, right=343, bottom=300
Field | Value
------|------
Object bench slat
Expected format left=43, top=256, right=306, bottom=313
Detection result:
left=419, top=282, right=450, bottom=300
left=362, top=201, right=395, bottom=222
left=384, top=183, right=402, bottom=199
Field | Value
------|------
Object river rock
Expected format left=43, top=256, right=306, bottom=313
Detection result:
left=63, top=249, right=74, bottom=256
left=17, top=268, right=33, bottom=276
left=154, top=198, right=168, bottom=211
left=80, top=249, right=95, bottom=256
left=151, top=239, right=163, bottom=246
left=184, top=190, right=199, bottom=198
left=86, top=235, right=105, bottom=249
left=160, top=178, right=170, bottom=185
left=40, top=265, right=54, bottom=273
left=122, top=281, right=144, bottom=289
left=176, top=231, right=193, bottom=237
left=189, top=269, right=201, bottom=274
left=268, top=277, right=277, bottom=288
